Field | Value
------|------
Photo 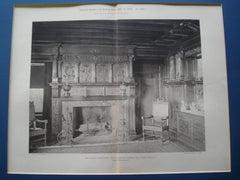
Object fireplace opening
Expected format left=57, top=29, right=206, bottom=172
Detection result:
left=73, top=106, right=113, bottom=138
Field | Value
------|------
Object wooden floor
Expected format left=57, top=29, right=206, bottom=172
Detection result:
left=32, top=134, right=197, bottom=153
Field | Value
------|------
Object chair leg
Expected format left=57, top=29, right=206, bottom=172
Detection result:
left=44, top=133, right=47, bottom=146
left=142, top=130, right=145, bottom=141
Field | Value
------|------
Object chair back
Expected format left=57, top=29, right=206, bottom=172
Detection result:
left=153, top=101, right=168, bottom=117
left=29, top=101, right=36, bottom=125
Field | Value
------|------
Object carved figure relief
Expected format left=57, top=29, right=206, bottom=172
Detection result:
left=79, top=63, right=94, bottom=83
left=96, top=64, right=110, bottom=82
left=113, top=63, right=125, bottom=82
left=175, top=52, right=183, bottom=80
left=62, top=62, right=78, bottom=82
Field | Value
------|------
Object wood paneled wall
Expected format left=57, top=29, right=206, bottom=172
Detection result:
left=158, top=46, right=205, bottom=150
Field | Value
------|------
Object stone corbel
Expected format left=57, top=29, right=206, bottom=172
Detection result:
left=126, top=85, right=136, bottom=97
left=49, top=83, right=61, bottom=98
left=175, top=50, right=183, bottom=59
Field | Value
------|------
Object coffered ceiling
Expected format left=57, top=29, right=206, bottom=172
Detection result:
left=32, top=20, right=201, bottom=62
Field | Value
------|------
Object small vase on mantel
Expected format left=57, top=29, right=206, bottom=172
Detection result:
left=63, top=82, right=71, bottom=97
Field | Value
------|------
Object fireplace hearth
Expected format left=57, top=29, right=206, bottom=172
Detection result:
left=73, top=106, right=113, bottom=137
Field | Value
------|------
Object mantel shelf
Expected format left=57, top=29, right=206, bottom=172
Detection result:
left=49, top=82, right=136, bottom=87
left=52, top=95, right=131, bottom=101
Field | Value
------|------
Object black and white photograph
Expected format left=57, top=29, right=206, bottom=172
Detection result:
left=29, top=19, right=205, bottom=153
left=8, top=4, right=230, bottom=174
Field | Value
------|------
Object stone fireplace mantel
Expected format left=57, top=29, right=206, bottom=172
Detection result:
left=50, top=46, right=136, bottom=144
left=50, top=82, right=136, bottom=144
left=51, top=92, right=136, bottom=143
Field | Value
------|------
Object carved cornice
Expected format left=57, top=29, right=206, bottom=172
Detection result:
left=175, top=51, right=183, bottom=59
left=58, top=54, right=129, bottom=63
left=184, top=46, right=201, bottom=58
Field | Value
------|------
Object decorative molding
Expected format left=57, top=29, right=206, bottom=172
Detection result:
left=62, top=54, right=129, bottom=63
left=105, top=87, right=120, bottom=96
left=184, top=46, right=201, bottom=58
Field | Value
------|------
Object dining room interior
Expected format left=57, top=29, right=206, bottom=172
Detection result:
left=29, top=19, right=205, bottom=153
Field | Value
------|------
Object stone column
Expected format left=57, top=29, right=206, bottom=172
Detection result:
left=126, top=47, right=136, bottom=135
left=175, top=51, right=183, bottom=80
left=169, top=56, right=175, bottom=81
left=127, top=46, right=135, bottom=82
left=158, top=65, right=162, bottom=99
left=116, top=100, right=129, bottom=141
left=57, top=61, right=63, bottom=82
left=52, top=60, right=58, bottom=83
left=92, top=63, right=96, bottom=83
left=128, top=55, right=134, bottom=78
left=51, top=98, right=61, bottom=137
left=108, top=63, right=113, bottom=83
left=50, top=83, right=61, bottom=137
left=62, top=103, right=73, bottom=144
left=128, top=85, right=136, bottom=135
left=111, top=63, right=114, bottom=83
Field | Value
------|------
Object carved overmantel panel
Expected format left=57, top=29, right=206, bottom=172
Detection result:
left=96, top=63, right=112, bottom=82
left=59, top=60, right=131, bottom=84
left=62, top=62, right=78, bottom=83
left=79, top=63, right=95, bottom=83
left=51, top=45, right=135, bottom=83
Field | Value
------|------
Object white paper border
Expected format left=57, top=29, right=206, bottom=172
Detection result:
left=8, top=4, right=231, bottom=174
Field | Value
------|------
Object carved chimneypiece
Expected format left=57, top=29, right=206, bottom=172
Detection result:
left=50, top=45, right=136, bottom=143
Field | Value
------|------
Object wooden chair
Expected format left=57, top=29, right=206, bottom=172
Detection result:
left=142, top=101, right=170, bottom=143
left=29, top=101, right=48, bottom=147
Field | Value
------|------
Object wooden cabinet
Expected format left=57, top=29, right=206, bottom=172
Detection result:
left=176, top=111, right=205, bottom=151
